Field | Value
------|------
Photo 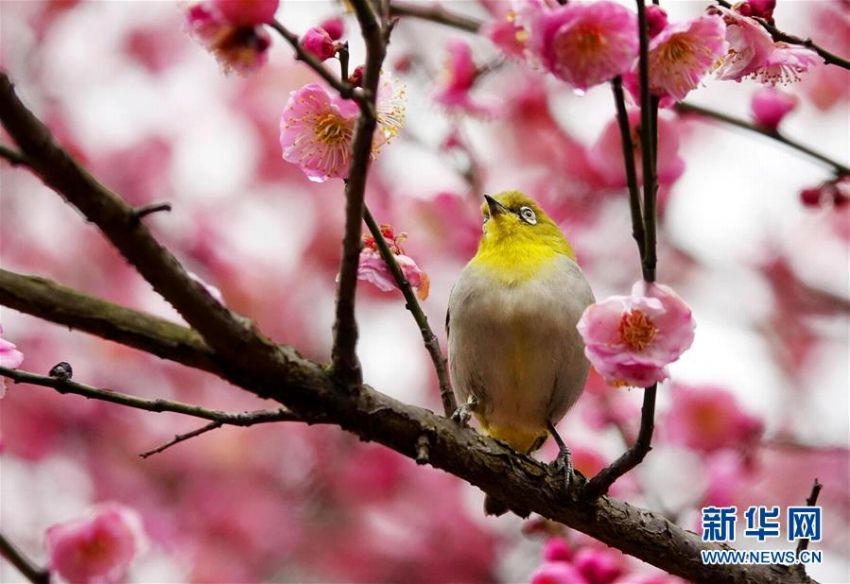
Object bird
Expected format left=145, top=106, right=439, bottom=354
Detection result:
left=446, top=191, right=595, bottom=516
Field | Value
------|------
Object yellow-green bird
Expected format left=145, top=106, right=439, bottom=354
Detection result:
left=447, top=191, right=595, bottom=516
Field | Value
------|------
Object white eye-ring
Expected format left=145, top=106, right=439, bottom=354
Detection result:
left=519, top=206, right=537, bottom=225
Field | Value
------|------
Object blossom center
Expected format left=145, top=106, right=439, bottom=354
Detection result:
left=314, top=113, right=350, bottom=145
left=618, top=309, right=658, bottom=351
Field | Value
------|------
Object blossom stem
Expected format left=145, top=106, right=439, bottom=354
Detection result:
left=611, top=77, right=646, bottom=262
left=715, top=0, right=850, bottom=71
left=0, top=532, right=50, bottom=584
left=330, top=0, right=387, bottom=387
left=363, top=206, right=456, bottom=416
left=583, top=383, right=657, bottom=500
left=675, top=101, right=850, bottom=177
left=269, top=20, right=360, bottom=102
left=388, top=1, right=482, bottom=34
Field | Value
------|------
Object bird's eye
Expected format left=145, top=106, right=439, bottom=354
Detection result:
left=518, top=206, right=537, bottom=225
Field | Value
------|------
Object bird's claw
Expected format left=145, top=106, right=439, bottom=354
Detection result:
left=451, top=403, right=472, bottom=426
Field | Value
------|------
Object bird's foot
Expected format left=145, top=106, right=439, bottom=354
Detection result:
left=547, top=422, right=573, bottom=489
left=451, top=396, right=478, bottom=427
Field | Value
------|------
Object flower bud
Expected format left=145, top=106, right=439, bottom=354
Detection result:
left=301, top=26, right=336, bottom=61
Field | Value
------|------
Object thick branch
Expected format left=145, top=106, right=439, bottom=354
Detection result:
left=0, top=72, right=283, bottom=381
left=389, top=1, right=482, bottom=33
left=0, top=269, right=816, bottom=583
left=0, top=269, right=221, bottom=375
left=675, top=101, right=850, bottom=177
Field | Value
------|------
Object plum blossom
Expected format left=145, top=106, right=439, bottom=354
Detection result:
left=633, top=13, right=726, bottom=102
left=46, top=503, right=147, bottom=584
left=432, top=39, right=498, bottom=116
left=577, top=281, right=696, bottom=388
left=357, top=224, right=429, bottom=300
left=300, top=26, right=337, bottom=62
left=184, top=0, right=278, bottom=74
left=713, top=7, right=819, bottom=85
left=279, top=79, right=405, bottom=182
left=750, top=87, right=798, bottom=129
left=529, top=1, right=638, bottom=91
left=666, top=384, right=763, bottom=452
left=800, top=176, right=850, bottom=208
left=319, top=16, right=345, bottom=41
left=0, top=325, right=24, bottom=398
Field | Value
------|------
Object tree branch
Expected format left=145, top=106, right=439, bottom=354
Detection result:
left=0, top=269, right=221, bottom=375
left=0, top=533, right=50, bottom=584
left=362, top=205, right=455, bottom=416
left=329, top=0, right=387, bottom=387
left=388, top=1, right=483, bottom=34
left=0, top=71, right=284, bottom=382
left=611, top=77, right=645, bottom=262
left=0, top=142, right=31, bottom=167
left=675, top=101, right=850, bottom=177
left=0, top=271, right=816, bottom=582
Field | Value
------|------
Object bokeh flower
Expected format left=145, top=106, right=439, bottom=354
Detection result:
left=46, top=502, right=147, bottom=584
left=357, top=224, right=429, bottom=300
left=530, top=1, right=638, bottom=92
left=0, top=325, right=24, bottom=398
left=666, top=384, right=763, bottom=452
left=577, top=281, right=696, bottom=388
left=184, top=0, right=278, bottom=74
left=750, top=87, right=798, bottom=129
left=432, top=38, right=498, bottom=116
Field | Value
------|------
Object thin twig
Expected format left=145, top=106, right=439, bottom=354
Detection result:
left=675, top=101, right=850, bottom=177
left=0, top=143, right=31, bottom=167
left=330, top=0, right=388, bottom=387
left=269, top=20, right=360, bottom=102
left=388, top=1, right=482, bottom=34
left=0, top=366, right=304, bottom=426
left=140, top=420, right=223, bottom=458
left=131, top=202, right=172, bottom=223
left=584, top=0, right=659, bottom=500
left=715, top=0, right=850, bottom=71
left=0, top=533, right=51, bottom=584
left=363, top=205, right=456, bottom=416
left=610, top=77, right=645, bottom=261
left=795, top=479, right=823, bottom=558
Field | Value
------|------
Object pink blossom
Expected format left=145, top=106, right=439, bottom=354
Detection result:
left=319, top=16, right=345, bottom=41
left=800, top=176, right=850, bottom=208
left=573, top=548, right=625, bottom=584
left=432, top=39, right=498, bottom=116
left=577, top=281, right=696, bottom=388
left=666, top=384, right=763, bottom=452
left=531, top=560, right=590, bottom=584
left=713, top=8, right=820, bottom=85
left=0, top=325, right=24, bottom=398
left=750, top=87, right=798, bottom=129
left=357, top=224, right=429, bottom=300
left=46, top=503, right=147, bottom=584
left=751, top=43, right=821, bottom=85
left=645, top=5, right=669, bottom=38
left=713, top=8, right=775, bottom=82
left=637, top=14, right=726, bottom=102
left=588, top=110, right=685, bottom=188
left=280, top=83, right=358, bottom=182
left=301, top=26, right=337, bottom=62
left=530, top=1, right=638, bottom=91
left=543, top=537, right=573, bottom=562
left=184, top=0, right=277, bottom=74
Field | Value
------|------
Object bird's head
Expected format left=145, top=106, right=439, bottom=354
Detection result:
left=477, top=191, right=575, bottom=260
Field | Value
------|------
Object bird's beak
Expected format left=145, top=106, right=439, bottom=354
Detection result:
left=484, top=195, right=508, bottom=217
